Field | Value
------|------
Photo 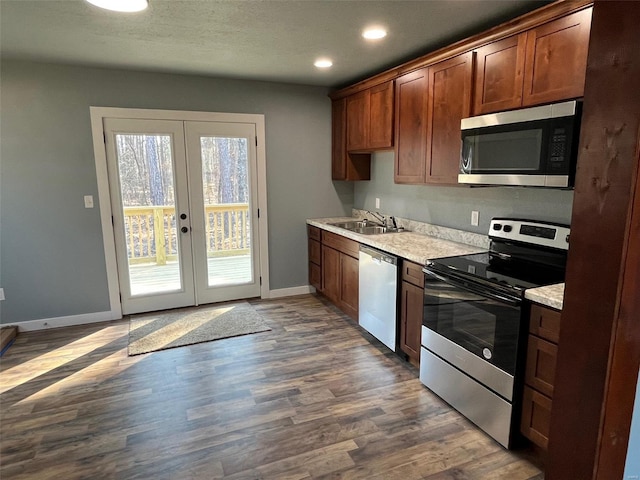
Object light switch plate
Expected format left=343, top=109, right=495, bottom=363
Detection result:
left=0, top=288, right=5, bottom=301
left=471, top=211, right=479, bottom=226
left=375, top=198, right=380, bottom=209
left=84, top=195, right=94, bottom=208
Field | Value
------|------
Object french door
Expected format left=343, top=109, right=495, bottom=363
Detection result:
left=104, top=118, right=261, bottom=315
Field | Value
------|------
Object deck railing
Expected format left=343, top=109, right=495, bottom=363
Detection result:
left=123, top=204, right=250, bottom=265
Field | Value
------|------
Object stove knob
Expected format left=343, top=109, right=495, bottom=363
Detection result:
left=493, top=223, right=502, bottom=231
left=503, top=225, right=512, bottom=233
left=566, top=234, right=570, bottom=243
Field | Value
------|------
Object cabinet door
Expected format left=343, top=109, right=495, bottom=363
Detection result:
left=340, top=253, right=359, bottom=320
left=322, top=245, right=340, bottom=304
left=309, top=262, right=322, bottom=291
left=332, top=98, right=371, bottom=181
left=521, top=386, right=552, bottom=450
left=426, top=52, right=473, bottom=185
left=394, top=68, right=428, bottom=184
left=525, top=335, right=558, bottom=398
left=346, top=90, right=370, bottom=151
left=522, top=8, right=592, bottom=107
left=473, top=33, right=527, bottom=115
left=400, top=281, right=423, bottom=363
left=368, top=81, right=394, bottom=149
left=331, top=98, right=348, bottom=180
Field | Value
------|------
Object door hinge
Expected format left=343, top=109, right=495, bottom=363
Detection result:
left=103, top=132, right=106, bottom=144
left=255, top=136, right=258, bottom=146
left=257, top=208, right=260, bottom=218
left=259, top=276, right=262, bottom=286
left=111, top=215, right=114, bottom=226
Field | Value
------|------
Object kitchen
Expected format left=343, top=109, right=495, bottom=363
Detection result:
left=1, top=0, right=639, bottom=478
left=307, top=0, right=639, bottom=477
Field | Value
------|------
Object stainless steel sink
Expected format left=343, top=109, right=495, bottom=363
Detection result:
left=328, top=221, right=406, bottom=235
left=329, top=221, right=368, bottom=229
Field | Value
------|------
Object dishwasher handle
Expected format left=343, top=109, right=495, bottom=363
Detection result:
left=359, top=245, right=397, bottom=266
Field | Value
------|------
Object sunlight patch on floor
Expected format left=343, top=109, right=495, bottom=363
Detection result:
left=0, top=326, right=125, bottom=395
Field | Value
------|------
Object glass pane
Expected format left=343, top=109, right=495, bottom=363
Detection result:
left=115, top=134, right=182, bottom=296
left=469, top=129, right=542, bottom=171
left=200, top=136, right=252, bottom=286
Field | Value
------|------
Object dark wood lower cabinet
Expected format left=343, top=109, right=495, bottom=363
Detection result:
left=313, top=230, right=360, bottom=321
left=400, top=281, right=422, bottom=364
left=521, top=385, right=553, bottom=450
left=521, top=302, right=561, bottom=451
left=340, top=254, right=359, bottom=319
left=321, top=245, right=340, bottom=304
left=399, top=260, right=425, bottom=364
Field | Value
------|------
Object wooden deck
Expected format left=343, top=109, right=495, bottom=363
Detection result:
left=129, top=255, right=252, bottom=296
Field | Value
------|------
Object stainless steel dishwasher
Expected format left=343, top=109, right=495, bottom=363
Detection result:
left=358, top=245, right=398, bottom=351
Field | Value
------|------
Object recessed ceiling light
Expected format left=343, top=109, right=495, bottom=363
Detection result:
left=314, top=59, right=333, bottom=69
left=363, top=28, right=387, bottom=40
left=86, top=0, right=148, bottom=12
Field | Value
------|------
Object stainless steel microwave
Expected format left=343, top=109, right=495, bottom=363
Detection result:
left=459, top=100, right=581, bottom=188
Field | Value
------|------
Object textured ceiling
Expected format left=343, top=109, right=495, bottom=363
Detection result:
left=0, top=0, right=549, bottom=88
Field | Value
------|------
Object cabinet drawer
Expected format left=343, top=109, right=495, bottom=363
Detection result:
left=529, top=303, right=561, bottom=343
left=321, top=231, right=359, bottom=258
left=402, top=260, right=424, bottom=288
left=525, top=335, right=558, bottom=398
left=308, top=238, right=321, bottom=265
left=307, top=225, right=321, bottom=241
left=521, top=386, right=552, bottom=450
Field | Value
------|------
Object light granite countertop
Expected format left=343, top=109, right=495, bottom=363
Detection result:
left=307, top=216, right=564, bottom=310
left=307, top=216, right=483, bottom=267
left=525, top=283, right=564, bottom=310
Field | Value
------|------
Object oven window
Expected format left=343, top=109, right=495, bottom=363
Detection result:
left=463, top=128, right=543, bottom=172
left=423, top=279, right=521, bottom=375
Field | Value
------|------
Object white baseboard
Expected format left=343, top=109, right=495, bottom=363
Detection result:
left=268, top=285, right=315, bottom=298
left=8, top=310, right=121, bottom=332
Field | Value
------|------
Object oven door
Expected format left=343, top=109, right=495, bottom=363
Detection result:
left=422, top=268, right=523, bottom=377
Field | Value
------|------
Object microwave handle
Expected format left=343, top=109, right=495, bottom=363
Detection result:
left=423, top=268, right=521, bottom=307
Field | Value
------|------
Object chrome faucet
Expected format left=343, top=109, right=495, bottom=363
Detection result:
left=365, top=210, right=388, bottom=227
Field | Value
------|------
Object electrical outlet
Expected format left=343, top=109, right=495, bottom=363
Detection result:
left=84, top=195, right=94, bottom=208
left=375, top=198, right=381, bottom=209
left=471, top=211, right=479, bottom=226
left=0, top=288, right=5, bottom=301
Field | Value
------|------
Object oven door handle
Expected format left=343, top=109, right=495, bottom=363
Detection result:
left=423, top=268, right=522, bottom=306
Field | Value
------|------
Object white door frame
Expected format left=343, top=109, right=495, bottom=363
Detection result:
left=90, top=107, right=270, bottom=320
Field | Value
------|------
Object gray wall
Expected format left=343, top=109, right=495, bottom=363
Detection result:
left=355, top=151, right=574, bottom=233
left=0, top=60, right=353, bottom=323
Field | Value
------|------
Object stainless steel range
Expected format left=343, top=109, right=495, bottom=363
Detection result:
left=419, top=218, right=570, bottom=448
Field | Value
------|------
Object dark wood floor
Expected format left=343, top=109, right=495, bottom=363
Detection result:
left=0, top=294, right=543, bottom=479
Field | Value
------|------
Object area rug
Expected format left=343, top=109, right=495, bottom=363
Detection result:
left=128, top=301, right=270, bottom=356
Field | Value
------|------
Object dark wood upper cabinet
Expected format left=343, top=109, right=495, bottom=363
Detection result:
left=346, top=90, right=369, bottom=151
left=473, top=33, right=527, bottom=115
left=368, top=81, right=394, bottom=149
left=522, top=8, right=592, bottom=107
left=426, top=52, right=473, bottom=185
left=331, top=98, right=370, bottom=181
left=394, top=68, right=429, bottom=184
left=473, top=8, right=592, bottom=114
left=346, top=81, right=394, bottom=152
